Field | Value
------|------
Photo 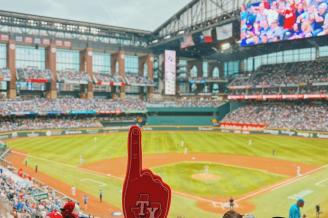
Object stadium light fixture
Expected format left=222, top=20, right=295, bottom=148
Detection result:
left=178, top=30, right=185, bottom=35
left=221, top=42, right=231, bottom=51
left=164, top=35, right=171, bottom=40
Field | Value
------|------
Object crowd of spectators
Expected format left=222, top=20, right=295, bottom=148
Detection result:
left=0, top=98, right=147, bottom=116
left=93, top=73, right=114, bottom=84
left=112, top=74, right=126, bottom=84
left=146, top=98, right=224, bottom=108
left=229, top=60, right=328, bottom=94
left=223, top=102, right=328, bottom=131
left=125, top=74, right=154, bottom=86
left=241, top=0, right=328, bottom=46
left=17, top=68, right=51, bottom=81
left=57, top=70, right=90, bottom=84
left=206, top=77, right=225, bottom=82
left=0, top=117, right=103, bottom=132
left=0, top=115, right=145, bottom=132
left=253, top=61, right=328, bottom=86
left=0, top=68, right=11, bottom=81
left=92, top=73, right=128, bottom=86
left=189, top=77, right=224, bottom=83
left=0, top=168, right=69, bottom=218
left=0, top=97, right=226, bottom=116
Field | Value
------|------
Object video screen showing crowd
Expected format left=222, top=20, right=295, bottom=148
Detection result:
left=241, top=0, right=328, bottom=46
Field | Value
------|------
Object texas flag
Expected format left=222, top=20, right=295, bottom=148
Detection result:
left=202, top=29, right=213, bottom=43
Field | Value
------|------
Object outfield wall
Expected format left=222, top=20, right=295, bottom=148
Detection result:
left=146, top=103, right=230, bottom=126
left=1, top=126, right=328, bottom=140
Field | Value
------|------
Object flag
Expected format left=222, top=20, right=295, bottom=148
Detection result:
left=193, top=32, right=203, bottom=44
left=216, top=23, right=233, bottom=41
left=202, top=29, right=213, bottom=43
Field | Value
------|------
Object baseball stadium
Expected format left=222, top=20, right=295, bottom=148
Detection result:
left=0, top=0, right=328, bottom=217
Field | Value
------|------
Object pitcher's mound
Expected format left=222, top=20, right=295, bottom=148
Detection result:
left=192, top=173, right=220, bottom=183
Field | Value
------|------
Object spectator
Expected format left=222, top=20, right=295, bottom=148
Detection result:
left=0, top=68, right=11, bottom=81
left=289, top=198, right=306, bottom=218
left=83, top=194, right=88, bottom=210
left=59, top=201, right=80, bottom=218
left=99, top=190, right=103, bottom=203
left=47, top=210, right=63, bottom=218
left=222, top=210, right=243, bottom=218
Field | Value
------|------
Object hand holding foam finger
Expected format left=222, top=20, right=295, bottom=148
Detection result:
left=123, top=126, right=171, bottom=218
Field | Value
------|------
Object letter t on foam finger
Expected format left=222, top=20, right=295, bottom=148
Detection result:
left=122, top=126, right=171, bottom=218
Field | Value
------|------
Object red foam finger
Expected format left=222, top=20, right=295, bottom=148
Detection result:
left=123, top=126, right=171, bottom=218
left=126, top=125, right=142, bottom=180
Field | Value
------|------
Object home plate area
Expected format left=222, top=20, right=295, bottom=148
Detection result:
left=212, top=201, right=240, bottom=209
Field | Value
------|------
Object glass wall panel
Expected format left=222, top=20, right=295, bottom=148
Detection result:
left=125, top=56, right=139, bottom=73
left=56, top=49, right=80, bottom=71
left=93, top=52, right=110, bottom=73
left=0, top=44, right=6, bottom=68
left=16, top=45, right=45, bottom=69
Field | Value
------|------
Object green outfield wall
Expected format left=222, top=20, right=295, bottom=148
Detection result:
left=146, top=103, right=230, bottom=126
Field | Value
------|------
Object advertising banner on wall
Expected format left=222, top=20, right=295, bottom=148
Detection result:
left=164, top=50, right=176, bottom=95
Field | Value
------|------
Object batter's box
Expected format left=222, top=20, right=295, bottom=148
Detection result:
left=288, top=189, right=313, bottom=200
left=217, top=201, right=239, bottom=209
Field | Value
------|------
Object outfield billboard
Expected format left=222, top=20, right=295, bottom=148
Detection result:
left=241, top=0, right=328, bottom=46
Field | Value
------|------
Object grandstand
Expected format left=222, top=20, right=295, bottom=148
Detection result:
left=0, top=0, right=328, bottom=217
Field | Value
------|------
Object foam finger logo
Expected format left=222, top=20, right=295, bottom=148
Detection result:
left=123, top=126, right=171, bottom=218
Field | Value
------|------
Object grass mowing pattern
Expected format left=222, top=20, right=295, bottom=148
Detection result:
left=153, top=162, right=286, bottom=197
left=6, top=131, right=328, bottom=218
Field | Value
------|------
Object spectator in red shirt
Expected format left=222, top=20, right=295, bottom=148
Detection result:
left=284, top=6, right=297, bottom=30
left=60, top=201, right=80, bottom=218
left=263, top=0, right=270, bottom=9
left=47, top=210, right=63, bottom=218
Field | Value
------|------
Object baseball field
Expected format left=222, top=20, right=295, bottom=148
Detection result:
left=5, top=131, right=328, bottom=218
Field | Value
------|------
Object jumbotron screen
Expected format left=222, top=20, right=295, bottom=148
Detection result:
left=240, top=0, right=328, bottom=46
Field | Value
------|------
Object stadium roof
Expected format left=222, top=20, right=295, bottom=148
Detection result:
left=0, top=0, right=193, bottom=32
left=0, top=10, right=151, bottom=35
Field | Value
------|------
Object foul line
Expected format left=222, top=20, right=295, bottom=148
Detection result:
left=10, top=150, right=328, bottom=206
left=11, top=150, right=123, bottom=181
left=80, top=178, right=107, bottom=187
left=315, top=178, right=328, bottom=187
left=236, top=164, right=328, bottom=202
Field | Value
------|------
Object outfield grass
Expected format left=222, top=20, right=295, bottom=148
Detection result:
left=25, top=157, right=218, bottom=218
left=6, top=131, right=328, bottom=218
left=7, top=132, right=328, bottom=165
left=251, top=165, right=328, bottom=218
left=153, top=162, right=285, bottom=197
